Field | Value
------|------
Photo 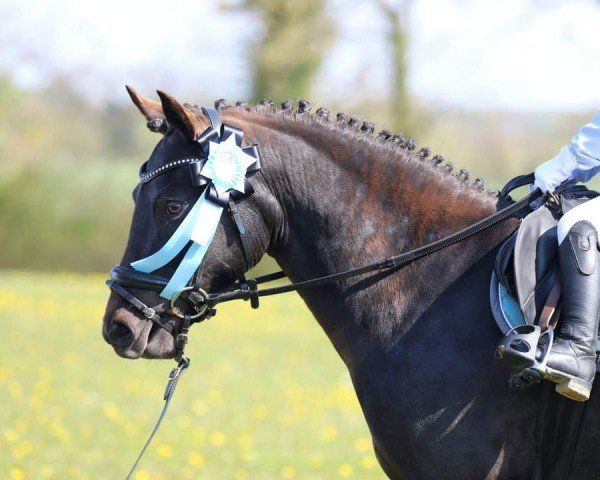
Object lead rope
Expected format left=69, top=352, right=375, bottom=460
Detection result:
left=124, top=355, right=190, bottom=480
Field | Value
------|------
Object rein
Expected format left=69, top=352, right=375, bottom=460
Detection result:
left=106, top=106, right=540, bottom=478
left=112, top=182, right=540, bottom=311
left=206, top=178, right=541, bottom=308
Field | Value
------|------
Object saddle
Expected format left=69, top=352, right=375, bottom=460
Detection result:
left=490, top=184, right=599, bottom=333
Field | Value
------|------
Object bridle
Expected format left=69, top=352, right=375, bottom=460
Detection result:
left=105, top=107, right=542, bottom=479
left=107, top=107, right=261, bottom=362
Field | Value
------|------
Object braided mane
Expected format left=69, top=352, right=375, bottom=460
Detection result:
left=184, top=98, right=495, bottom=198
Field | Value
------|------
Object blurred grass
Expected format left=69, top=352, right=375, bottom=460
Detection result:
left=0, top=271, right=385, bottom=480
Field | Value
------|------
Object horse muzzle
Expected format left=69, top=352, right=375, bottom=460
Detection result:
left=106, top=265, right=216, bottom=361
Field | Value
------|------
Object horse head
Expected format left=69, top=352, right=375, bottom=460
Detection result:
left=102, top=87, right=279, bottom=359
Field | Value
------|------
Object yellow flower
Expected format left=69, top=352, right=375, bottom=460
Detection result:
left=155, top=443, right=173, bottom=458
left=192, top=427, right=206, bottom=444
left=79, top=424, right=92, bottom=438
left=12, top=440, right=33, bottom=459
left=181, top=467, right=195, bottom=479
left=177, top=415, right=192, bottom=428
left=362, top=456, right=377, bottom=469
left=187, top=451, right=204, bottom=467
left=321, top=425, right=337, bottom=441
left=353, top=437, right=371, bottom=452
left=40, top=465, right=54, bottom=478
left=101, top=402, right=120, bottom=420
left=251, top=404, right=269, bottom=419
left=5, top=429, right=19, bottom=443
left=192, top=400, right=208, bottom=416
left=209, top=431, right=226, bottom=447
left=285, top=351, right=301, bottom=366
left=0, top=366, right=10, bottom=384
left=308, top=454, right=323, bottom=468
left=10, top=468, right=25, bottom=480
left=337, top=464, right=353, bottom=477
left=14, top=419, right=28, bottom=434
left=49, top=422, right=70, bottom=443
left=134, top=469, right=151, bottom=480
left=207, top=389, right=223, bottom=406
left=29, top=397, right=43, bottom=411
left=8, top=381, right=22, bottom=399
left=234, top=468, right=248, bottom=480
left=280, top=465, right=296, bottom=479
left=237, top=432, right=253, bottom=450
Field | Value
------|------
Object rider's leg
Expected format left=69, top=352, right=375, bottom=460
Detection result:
left=557, top=196, right=600, bottom=243
left=546, top=215, right=600, bottom=401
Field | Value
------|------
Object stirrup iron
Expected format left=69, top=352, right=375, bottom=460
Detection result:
left=495, top=325, right=554, bottom=390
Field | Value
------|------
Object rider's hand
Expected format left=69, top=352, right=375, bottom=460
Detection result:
left=534, top=146, right=577, bottom=193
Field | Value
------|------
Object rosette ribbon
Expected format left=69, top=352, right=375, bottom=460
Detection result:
left=131, top=122, right=261, bottom=299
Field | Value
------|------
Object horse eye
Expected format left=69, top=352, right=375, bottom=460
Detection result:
left=166, top=201, right=184, bottom=215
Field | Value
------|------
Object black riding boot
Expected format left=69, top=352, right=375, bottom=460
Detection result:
left=545, top=220, right=600, bottom=401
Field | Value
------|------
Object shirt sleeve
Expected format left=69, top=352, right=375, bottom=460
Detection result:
left=568, top=111, right=600, bottom=182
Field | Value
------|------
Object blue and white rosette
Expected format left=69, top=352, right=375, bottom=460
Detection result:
left=131, top=125, right=261, bottom=299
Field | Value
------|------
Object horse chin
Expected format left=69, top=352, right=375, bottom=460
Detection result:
left=142, top=323, right=176, bottom=359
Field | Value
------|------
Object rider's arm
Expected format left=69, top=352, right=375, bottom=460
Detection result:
left=534, top=111, right=600, bottom=192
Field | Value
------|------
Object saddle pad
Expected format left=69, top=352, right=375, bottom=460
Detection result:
left=490, top=271, right=525, bottom=334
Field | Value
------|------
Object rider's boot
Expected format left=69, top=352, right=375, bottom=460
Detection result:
left=545, top=220, right=600, bottom=401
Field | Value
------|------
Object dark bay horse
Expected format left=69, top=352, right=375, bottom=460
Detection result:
left=103, top=89, right=600, bottom=479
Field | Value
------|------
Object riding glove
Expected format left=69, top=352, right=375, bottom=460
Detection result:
left=534, top=111, right=600, bottom=193
left=534, top=146, right=578, bottom=193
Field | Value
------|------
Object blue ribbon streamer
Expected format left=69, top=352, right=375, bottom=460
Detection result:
left=160, top=241, right=210, bottom=299
left=130, top=190, right=224, bottom=299
left=130, top=192, right=207, bottom=273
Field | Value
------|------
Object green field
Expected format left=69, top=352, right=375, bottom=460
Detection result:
left=0, top=271, right=386, bottom=480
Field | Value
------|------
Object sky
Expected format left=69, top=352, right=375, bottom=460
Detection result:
left=1, top=0, right=600, bottom=112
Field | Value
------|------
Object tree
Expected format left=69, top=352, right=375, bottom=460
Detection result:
left=375, top=0, right=414, bottom=132
left=230, top=0, right=334, bottom=101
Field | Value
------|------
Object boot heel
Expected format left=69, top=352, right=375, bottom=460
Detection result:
left=555, top=377, right=592, bottom=402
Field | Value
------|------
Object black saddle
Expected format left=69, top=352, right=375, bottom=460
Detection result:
left=491, top=183, right=599, bottom=333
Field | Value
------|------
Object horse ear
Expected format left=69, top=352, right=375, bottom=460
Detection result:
left=125, top=85, right=164, bottom=121
left=156, top=90, right=207, bottom=141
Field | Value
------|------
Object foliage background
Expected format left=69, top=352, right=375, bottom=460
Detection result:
left=1, top=1, right=599, bottom=272
left=1, top=0, right=600, bottom=479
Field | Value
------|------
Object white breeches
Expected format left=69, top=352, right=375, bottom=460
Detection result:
left=557, top=196, right=600, bottom=245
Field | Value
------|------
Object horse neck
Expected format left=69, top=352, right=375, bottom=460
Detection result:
left=227, top=110, right=512, bottom=362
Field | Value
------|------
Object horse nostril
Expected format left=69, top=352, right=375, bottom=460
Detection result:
left=108, top=322, right=135, bottom=349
